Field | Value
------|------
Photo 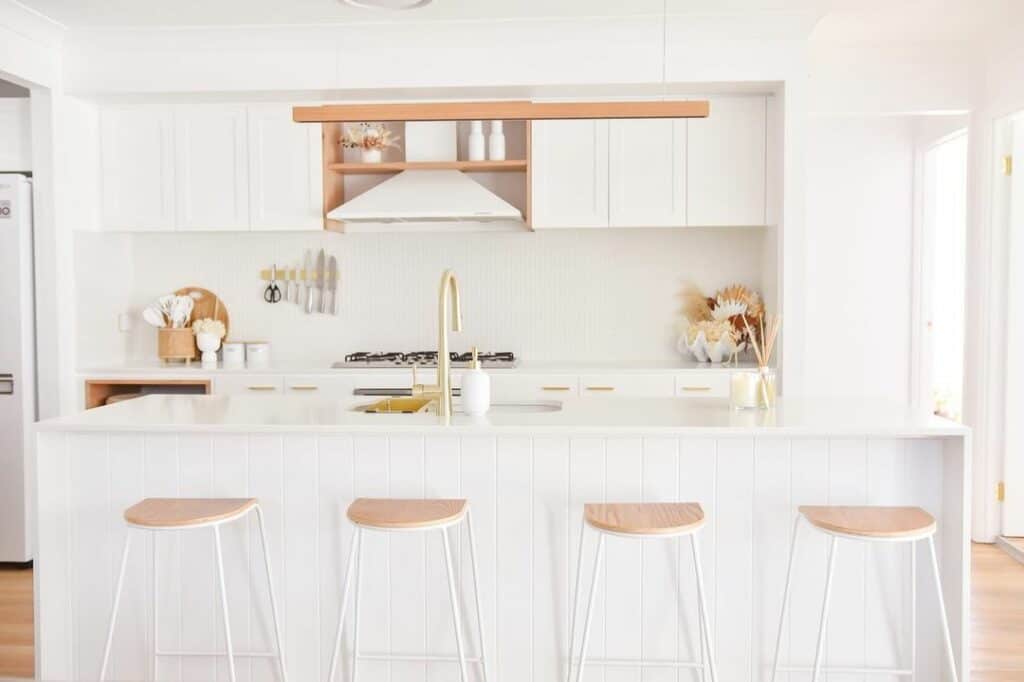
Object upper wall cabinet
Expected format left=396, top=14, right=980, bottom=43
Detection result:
left=609, top=118, right=686, bottom=227
left=174, top=104, right=250, bottom=231
left=686, top=96, right=767, bottom=227
left=531, top=119, right=609, bottom=228
left=248, top=104, right=323, bottom=231
left=99, top=105, right=176, bottom=231
left=0, top=100, right=32, bottom=172
left=97, top=103, right=321, bottom=232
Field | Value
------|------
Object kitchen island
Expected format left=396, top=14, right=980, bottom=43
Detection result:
left=35, top=395, right=970, bottom=682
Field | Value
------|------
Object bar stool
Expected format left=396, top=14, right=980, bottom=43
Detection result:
left=326, top=498, right=489, bottom=682
left=566, top=502, right=718, bottom=682
left=770, top=505, right=959, bottom=682
left=99, top=498, right=287, bottom=682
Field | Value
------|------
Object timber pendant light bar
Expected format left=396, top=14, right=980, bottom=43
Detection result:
left=292, top=99, right=709, bottom=123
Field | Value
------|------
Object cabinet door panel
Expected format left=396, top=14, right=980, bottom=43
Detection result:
left=248, top=104, right=323, bottom=231
left=687, top=96, right=767, bottom=226
left=175, top=104, right=249, bottom=231
left=0, top=100, right=32, bottom=171
left=490, top=374, right=579, bottom=401
left=609, top=118, right=686, bottom=227
left=213, top=375, right=285, bottom=395
left=531, top=120, right=608, bottom=228
left=100, top=105, right=175, bottom=231
left=674, top=371, right=731, bottom=398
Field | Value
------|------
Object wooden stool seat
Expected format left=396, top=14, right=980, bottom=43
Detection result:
left=584, top=502, right=705, bottom=535
left=347, top=498, right=468, bottom=529
left=123, top=498, right=258, bottom=528
left=798, top=505, right=936, bottom=538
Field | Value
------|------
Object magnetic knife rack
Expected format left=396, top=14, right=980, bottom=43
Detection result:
left=258, top=267, right=338, bottom=284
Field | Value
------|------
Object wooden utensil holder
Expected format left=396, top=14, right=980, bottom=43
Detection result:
left=158, top=328, right=197, bottom=364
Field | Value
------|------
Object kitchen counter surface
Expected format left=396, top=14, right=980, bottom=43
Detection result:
left=36, top=393, right=967, bottom=437
left=77, top=360, right=760, bottom=375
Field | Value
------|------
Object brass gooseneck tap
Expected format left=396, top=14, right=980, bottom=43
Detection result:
left=413, top=269, right=463, bottom=417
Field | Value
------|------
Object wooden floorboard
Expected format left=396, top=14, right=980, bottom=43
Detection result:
left=0, top=545, right=1022, bottom=679
left=0, top=564, right=33, bottom=680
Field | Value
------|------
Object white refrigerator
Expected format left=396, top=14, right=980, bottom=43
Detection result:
left=0, top=173, right=35, bottom=563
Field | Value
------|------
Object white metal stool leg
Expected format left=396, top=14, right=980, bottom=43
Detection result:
left=573, top=533, right=606, bottom=682
left=328, top=528, right=363, bottom=682
left=911, top=540, right=917, bottom=682
left=466, top=509, right=491, bottom=682
left=99, top=533, right=133, bottom=681
left=770, top=515, right=802, bottom=682
left=691, top=534, right=718, bottom=682
left=442, top=525, right=470, bottom=682
left=351, top=529, right=364, bottom=682
left=928, top=536, right=960, bottom=682
left=811, top=535, right=839, bottom=682
left=151, top=534, right=158, bottom=682
left=255, top=505, right=289, bottom=682
left=213, top=525, right=238, bottom=682
left=566, top=517, right=587, bottom=682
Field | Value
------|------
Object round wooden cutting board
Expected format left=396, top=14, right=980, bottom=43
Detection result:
left=175, top=286, right=230, bottom=337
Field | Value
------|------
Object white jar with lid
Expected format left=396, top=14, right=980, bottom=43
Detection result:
left=222, top=342, right=245, bottom=370
left=246, top=342, right=271, bottom=369
left=460, top=347, right=491, bottom=416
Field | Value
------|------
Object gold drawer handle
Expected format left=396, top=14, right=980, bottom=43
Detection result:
left=542, top=386, right=572, bottom=391
left=680, top=386, right=712, bottom=392
left=290, top=385, right=319, bottom=391
left=586, top=386, right=616, bottom=392
left=247, top=385, right=278, bottom=391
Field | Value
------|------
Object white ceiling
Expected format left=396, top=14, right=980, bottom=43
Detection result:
left=16, top=0, right=1005, bottom=42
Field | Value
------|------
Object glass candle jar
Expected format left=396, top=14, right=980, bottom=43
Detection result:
left=730, top=369, right=776, bottom=409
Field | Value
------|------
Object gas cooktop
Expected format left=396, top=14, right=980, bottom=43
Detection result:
left=333, top=351, right=516, bottom=369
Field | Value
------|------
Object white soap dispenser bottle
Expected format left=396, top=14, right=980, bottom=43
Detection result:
left=488, top=120, right=506, bottom=161
left=461, top=346, right=491, bottom=416
left=467, top=120, right=486, bottom=161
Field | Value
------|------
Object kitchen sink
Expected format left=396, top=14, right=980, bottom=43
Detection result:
left=355, top=398, right=562, bottom=415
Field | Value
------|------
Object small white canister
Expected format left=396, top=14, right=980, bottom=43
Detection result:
left=246, top=342, right=271, bottom=369
left=222, top=342, right=245, bottom=370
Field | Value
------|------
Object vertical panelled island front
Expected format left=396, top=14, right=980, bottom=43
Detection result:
left=34, top=395, right=970, bottom=682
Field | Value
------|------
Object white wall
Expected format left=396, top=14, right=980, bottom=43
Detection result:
left=73, top=228, right=766, bottom=368
left=804, top=116, right=916, bottom=401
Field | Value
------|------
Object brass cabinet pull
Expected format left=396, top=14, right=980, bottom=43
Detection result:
left=585, top=386, right=616, bottom=392
left=680, top=386, right=712, bottom=392
left=289, top=385, right=319, bottom=391
left=247, top=385, right=278, bottom=391
left=541, top=386, right=571, bottom=391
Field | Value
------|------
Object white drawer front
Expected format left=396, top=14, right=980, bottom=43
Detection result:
left=674, top=371, right=731, bottom=398
left=491, top=374, right=579, bottom=401
left=284, top=375, right=355, bottom=399
left=214, top=375, right=285, bottom=395
left=579, top=373, right=675, bottom=398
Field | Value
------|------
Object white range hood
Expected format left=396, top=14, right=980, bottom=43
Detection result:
left=327, top=169, right=523, bottom=224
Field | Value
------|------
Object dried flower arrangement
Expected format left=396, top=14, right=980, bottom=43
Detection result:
left=191, top=318, right=226, bottom=339
left=677, top=283, right=766, bottom=363
left=341, top=122, right=400, bottom=152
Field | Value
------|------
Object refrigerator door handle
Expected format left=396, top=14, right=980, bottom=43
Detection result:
left=0, top=374, right=13, bottom=395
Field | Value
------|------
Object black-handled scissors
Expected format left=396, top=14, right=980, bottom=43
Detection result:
left=264, top=264, right=282, bottom=303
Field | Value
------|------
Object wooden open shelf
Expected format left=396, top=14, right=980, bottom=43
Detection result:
left=327, top=159, right=527, bottom=174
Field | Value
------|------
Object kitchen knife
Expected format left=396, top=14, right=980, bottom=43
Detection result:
left=327, top=255, right=339, bottom=315
left=316, top=248, right=326, bottom=314
left=304, top=251, right=314, bottom=314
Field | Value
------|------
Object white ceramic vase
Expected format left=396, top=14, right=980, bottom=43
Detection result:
left=361, top=148, right=383, bottom=164
left=488, top=120, right=505, bottom=161
left=468, top=121, right=486, bottom=161
left=196, top=332, right=222, bottom=369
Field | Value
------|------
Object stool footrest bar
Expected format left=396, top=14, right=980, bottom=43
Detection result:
left=156, top=650, right=279, bottom=658
left=355, top=653, right=483, bottom=664
left=573, top=658, right=705, bottom=669
left=777, top=665, right=913, bottom=676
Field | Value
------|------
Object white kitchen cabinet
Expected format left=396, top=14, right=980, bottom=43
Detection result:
left=99, top=105, right=176, bottom=231
left=608, top=118, right=686, bottom=227
left=531, top=119, right=609, bottom=228
left=0, top=99, right=32, bottom=171
left=674, top=371, right=731, bottom=398
left=686, top=96, right=767, bottom=226
left=248, top=104, right=323, bottom=231
left=579, top=373, right=675, bottom=398
left=490, top=373, right=579, bottom=401
left=213, top=375, right=284, bottom=395
left=174, top=104, right=250, bottom=231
